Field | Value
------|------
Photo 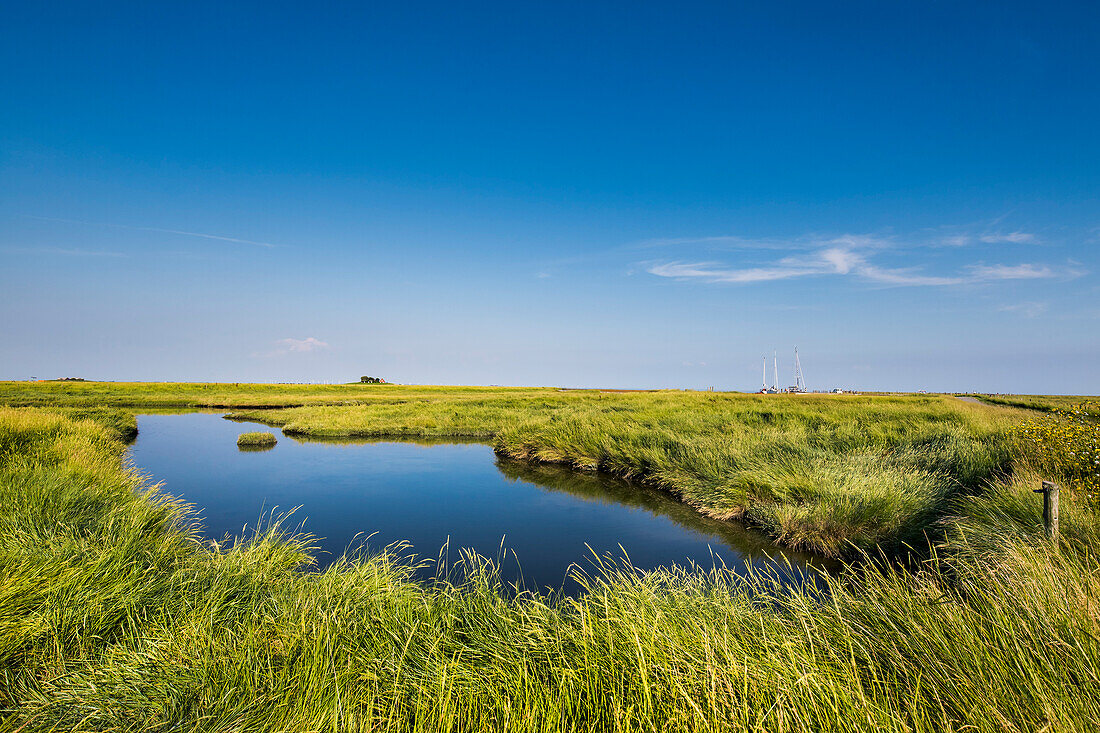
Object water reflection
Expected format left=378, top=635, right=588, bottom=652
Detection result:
left=494, top=459, right=833, bottom=574
left=238, top=444, right=276, bottom=452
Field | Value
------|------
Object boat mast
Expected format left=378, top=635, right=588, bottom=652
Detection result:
left=772, top=350, right=779, bottom=392
left=762, top=356, right=768, bottom=391
left=793, top=347, right=806, bottom=392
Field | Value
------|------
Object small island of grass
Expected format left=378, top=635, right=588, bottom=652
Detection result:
left=236, top=431, right=277, bottom=449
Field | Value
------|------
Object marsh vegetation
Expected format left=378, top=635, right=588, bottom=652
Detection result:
left=225, top=391, right=1014, bottom=556
left=0, top=383, right=1097, bottom=730
left=1, top=382, right=1020, bottom=555
left=128, top=412, right=829, bottom=587
left=236, top=430, right=278, bottom=449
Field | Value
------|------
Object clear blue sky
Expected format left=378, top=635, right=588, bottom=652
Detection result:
left=2, top=1, right=1097, bottom=392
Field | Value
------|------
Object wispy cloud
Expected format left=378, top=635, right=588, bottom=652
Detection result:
left=640, top=226, right=1039, bottom=253
left=2, top=246, right=126, bottom=257
left=124, top=225, right=279, bottom=248
left=936, top=229, right=1037, bottom=247
left=22, top=215, right=280, bottom=248
left=645, top=236, right=1075, bottom=288
left=254, top=337, right=330, bottom=358
left=967, top=263, right=1053, bottom=280
left=999, top=302, right=1049, bottom=318
left=647, top=262, right=818, bottom=283
left=855, top=265, right=965, bottom=286
left=979, top=231, right=1036, bottom=244
left=635, top=235, right=811, bottom=251
left=276, top=337, right=329, bottom=353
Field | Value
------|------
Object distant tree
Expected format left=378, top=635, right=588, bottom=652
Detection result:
left=360, top=376, right=384, bottom=384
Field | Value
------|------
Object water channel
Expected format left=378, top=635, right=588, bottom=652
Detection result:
left=128, top=412, right=830, bottom=592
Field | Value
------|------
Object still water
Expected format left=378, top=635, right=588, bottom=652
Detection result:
left=128, top=412, right=827, bottom=591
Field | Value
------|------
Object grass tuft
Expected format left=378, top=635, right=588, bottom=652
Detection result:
left=237, top=431, right=277, bottom=448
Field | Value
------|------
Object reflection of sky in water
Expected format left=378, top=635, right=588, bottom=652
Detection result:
left=128, top=412, right=829, bottom=592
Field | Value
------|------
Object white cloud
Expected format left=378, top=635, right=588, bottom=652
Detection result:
left=253, top=337, right=330, bottom=358
left=855, top=266, right=964, bottom=286
left=640, top=226, right=1039, bottom=256
left=818, top=246, right=863, bottom=274
left=968, top=263, right=1054, bottom=280
left=999, top=302, right=1048, bottom=318
left=647, top=240, right=885, bottom=284
left=646, top=261, right=821, bottom=283
left=646, top=236, right=1075, bottom=289
left=276, top=337, right=329, bottom=353
left=636, top=235, right=803, bottom=250
left=979, top=232, right=1036, bottom=244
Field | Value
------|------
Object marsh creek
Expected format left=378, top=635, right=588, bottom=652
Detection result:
left=128, top=412, right=828, bottom=591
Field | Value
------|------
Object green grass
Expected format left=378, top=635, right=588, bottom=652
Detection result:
left=1, top=405, right=1097, bottom=731
left=963, top=393, right=1100, bottom=412
left=233, top=391, right=1017, bottom=556
left=0, top=379, right=472, bottom=409
left=237, top=431, right=278, bottom=448
left=1, top=382, right=1021, bottom=555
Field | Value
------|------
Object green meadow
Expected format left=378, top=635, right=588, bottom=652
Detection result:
left=1, top=382, right=1097, bottom=731
left=231, top=392, right=1016, bottom=555
left=1, top=382, right=1019, bottom=554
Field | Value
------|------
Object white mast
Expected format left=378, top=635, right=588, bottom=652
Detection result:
left=772, top=350, right=779, bottom=392
left=793, top=347, right=806, bottom=392
left=761, top=356, right=768, bottom=391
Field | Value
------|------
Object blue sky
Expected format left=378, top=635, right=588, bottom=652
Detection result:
left=2, top=1, right=1098, bottom=392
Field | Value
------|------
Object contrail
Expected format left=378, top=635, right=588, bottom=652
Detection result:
left=21, top=215, right=280, bottom=248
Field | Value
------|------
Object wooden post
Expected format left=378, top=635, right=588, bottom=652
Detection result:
left=1033, top=480, right=1059, bottom=540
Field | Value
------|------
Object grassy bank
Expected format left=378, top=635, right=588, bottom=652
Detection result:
left=1, top=405, right=1097, bottom=731
left=232, top=392, right=1016, bottom=556
left=1, top=382, right=1021, bottom=555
